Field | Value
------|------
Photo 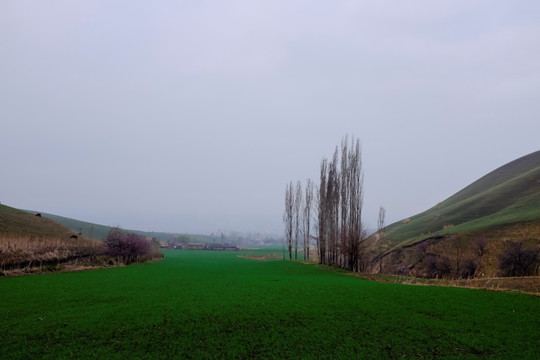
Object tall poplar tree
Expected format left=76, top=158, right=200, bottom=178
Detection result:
left=303, top=179, right=314, bottom=261
left=288, top=135, right=365, bottom=271
left=283, top=182, right=294, bottom=260
left=293, top=181, right=303, bottom=260
left=318, top=158, right=328, bottom=264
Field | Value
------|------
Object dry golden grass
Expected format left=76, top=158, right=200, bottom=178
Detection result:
left=0, top=234, right=104, bottom=271
left=237, top=254, right=283, bottom=261
left=0, top=207, right=105, bottom=272
left=351, top=272, right=540, bottom=297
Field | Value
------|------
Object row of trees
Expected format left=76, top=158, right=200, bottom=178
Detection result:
left=317, top=136, right=367, bottom=271
left=284, top=136, right=539, bottom=279
left=283, top=179, right=314, bottom=260
left=284, top=136, right=373, bottom=272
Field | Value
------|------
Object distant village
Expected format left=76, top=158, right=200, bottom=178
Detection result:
left=159, top=242, right=239, bottom=251
left=159, top=231, right=282, bottom=251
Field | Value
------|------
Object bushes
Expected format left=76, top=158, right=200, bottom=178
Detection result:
left=104, top=228, right=162, bottom=264
left=424, top=255, right=452, bottom=278
left=498, top=241, right=539, bottom=277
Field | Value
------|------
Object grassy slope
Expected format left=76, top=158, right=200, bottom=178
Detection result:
left=1, top=204, right=104, bottom=270
left=0, top=204, right=75, bottom=238
left=383, top=150, right=540, bottom=248
left=27, top=211, right=212, bottom=243
left=1, top=250, right=539, bottom=359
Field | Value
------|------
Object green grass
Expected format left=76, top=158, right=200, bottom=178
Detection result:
left=0, top=203, right=27, bottom=214
left=30, top=212, right=114, bottom=240
left=1, top=250, right=539, bottom=359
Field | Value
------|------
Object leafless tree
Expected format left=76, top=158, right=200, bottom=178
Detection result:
left=317, top=136, right=365, bottom=271
left=498, top=241, right=540, bottom=276
left=317, top=158, right=328, bottom=264
left=340, top=137, right=350, bottom=268
left=289, top=135, right=365, bottom=272
left=293, top=180, right=303, bottom=260
left=377, top=206, right=386, bottom=237
left=377, top=206, right=386, bottom=273
left=326, top=148, right=340, bottom=266
left=474, top=236, right=488, bottom=257
left=340, top=137, right=364, bottom=272
left=303, top=179, right=314, bottom=261
left=283, top=182, right=294, bottom=260
left=449, top=235, right=468, bottom=278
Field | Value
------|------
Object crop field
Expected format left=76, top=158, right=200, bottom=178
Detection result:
left=1, top=249, right=539, bottom=359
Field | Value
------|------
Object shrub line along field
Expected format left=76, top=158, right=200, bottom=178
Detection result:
left=1, top=249, right=539, bottom=359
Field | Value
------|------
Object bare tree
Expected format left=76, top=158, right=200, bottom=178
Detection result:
left=498, top=241, right=540, bottom=277
left=377, top=205, right=386, bottom=273
left=327, top=148, right=340, bottom=266
left=348, top=138, right=364, bottom=272
left=319, top=136, right=364, bottom=271
left=289, top=135, right=365, bottom=273
left=377, top=206, right=386, bottom=237
left=293, top=180, right=303, bottom=260
left=474, top=236, right=488, bottom=257
left=449, top=235, right=468, bottom=278
left=303, top=179, right=314, bottom=261
left=105, top=228, right=153, bottom=264
left=283, top=182, right=294, bottom=260
left=317, top=158, right=328, bottom=264
left=340, top=137, right=350, bottom=268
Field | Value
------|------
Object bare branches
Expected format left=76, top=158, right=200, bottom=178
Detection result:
left=283, top=182, right=294, bottom=260
left=317, top=158, right=328, bottom=264
left=303, top=179, right=314, bottom=261
left=294, top=181, right=303, bottom=260
left=316, top=136, right=365, bottom=271
left=377, top=206, right=386, bottom=273
left=284, top=135, right=366, bottom=272
left=377, top=206, right=386, bottom=237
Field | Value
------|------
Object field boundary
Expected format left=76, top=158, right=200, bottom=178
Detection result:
left=237, top=254, right=283, bottom=261
left=313, top=263, right=540, bottom=296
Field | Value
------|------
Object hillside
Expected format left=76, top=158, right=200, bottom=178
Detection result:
left=374, top=150, right=540, bottom=278
left=381, top=150, right=540, bottom=249
left=0, top=203, right=76, bottom=239
left=0, top=204, right=103, bottom=272
left=27, top=211, right=213, bottom=243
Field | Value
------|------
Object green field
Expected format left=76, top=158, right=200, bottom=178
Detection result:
left=1, top=249, right=539, bottom=359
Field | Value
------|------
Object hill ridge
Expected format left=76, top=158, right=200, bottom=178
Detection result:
left=382, top=150, right=540, bottom=248
left=440, top=150, right=540, bottom=208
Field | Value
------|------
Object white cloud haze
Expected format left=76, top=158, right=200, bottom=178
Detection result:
left=1, top=1, right=539, bottom=234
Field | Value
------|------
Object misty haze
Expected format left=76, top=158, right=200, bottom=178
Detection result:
left=1, top=1, right=539, bottom=359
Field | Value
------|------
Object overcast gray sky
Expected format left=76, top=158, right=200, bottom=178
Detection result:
left=1, top=1, right=539, bottom=235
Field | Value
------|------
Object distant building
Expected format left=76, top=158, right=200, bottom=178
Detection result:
left=207, top=243, right=239, bottom=251
left=179, top=243, right=238, bottom=251
left=182, top=243, right=206, bottom=250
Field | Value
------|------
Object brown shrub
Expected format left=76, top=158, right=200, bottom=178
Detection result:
left=498, top=241, right=540, bottom=277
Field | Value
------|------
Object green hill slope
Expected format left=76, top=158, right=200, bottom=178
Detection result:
left=382, top=150, right=540, bottom=249
left=2, top=202, right=211, bottom=244
left=29, top=211, right=212, bottom=243
left=31, top=212, right=111, bottom=240
left=0, top=203, right=75, bottom=239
